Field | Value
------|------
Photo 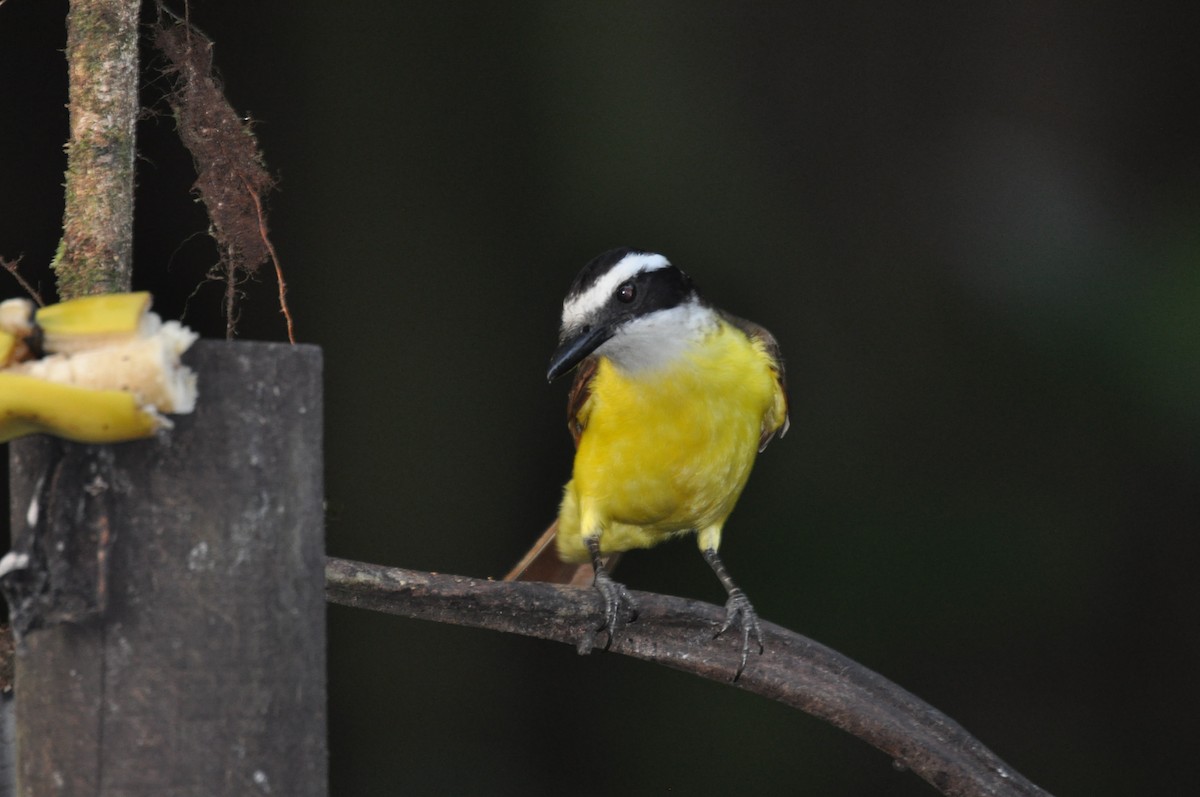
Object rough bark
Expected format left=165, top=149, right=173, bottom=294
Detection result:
left=54, top=0, right=141, bottom=298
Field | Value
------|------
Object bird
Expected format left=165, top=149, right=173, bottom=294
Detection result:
left=506, top=247, right=789, bottom=678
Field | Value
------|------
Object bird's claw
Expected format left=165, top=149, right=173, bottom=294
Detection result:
left=578, top=569, right=638, bottom=654
left=715, top=587, right=763, bottom=680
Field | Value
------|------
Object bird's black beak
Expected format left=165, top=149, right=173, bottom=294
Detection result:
left=547, top=323, right=612, bottom=381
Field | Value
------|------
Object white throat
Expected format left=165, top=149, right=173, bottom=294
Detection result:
left=597, top=300, right=718, bottom=373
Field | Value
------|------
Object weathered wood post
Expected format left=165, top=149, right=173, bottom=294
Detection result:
left=6, top=340, right=326, bottom=795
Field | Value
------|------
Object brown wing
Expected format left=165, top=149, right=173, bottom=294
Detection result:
left=718, top=309, right=791, bottom=451
left=565, top=354, right=599, bottom=448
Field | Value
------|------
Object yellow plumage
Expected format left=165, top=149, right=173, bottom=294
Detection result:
left=505, top=247, right=788, bottom=673
left=556, top=318, right=787, bottom=563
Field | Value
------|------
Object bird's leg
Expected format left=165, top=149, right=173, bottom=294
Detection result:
left=702, top=548, right=763, bottom=680
left=580, top=535, right=638, bottom=654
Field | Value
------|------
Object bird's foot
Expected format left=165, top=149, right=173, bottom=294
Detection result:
left=715, top=587, right=764, bottom=680
left=578, top=569, right=638, bottom=655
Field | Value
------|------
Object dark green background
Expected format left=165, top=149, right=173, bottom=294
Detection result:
left=3, top=2, right=1198, bottom=795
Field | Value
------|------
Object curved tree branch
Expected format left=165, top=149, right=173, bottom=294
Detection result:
left=326, top=557, right=1052, bottom=797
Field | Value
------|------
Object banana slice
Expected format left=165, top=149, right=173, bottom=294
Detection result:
left=0, top=298, right=36, bottom=367
left=0, top=292, right=198, bottom=443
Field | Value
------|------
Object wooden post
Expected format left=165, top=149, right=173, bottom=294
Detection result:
left=6, top=341, right=326, bottom=795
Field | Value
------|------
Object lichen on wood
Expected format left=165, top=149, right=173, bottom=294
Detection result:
left=54, top=0, right=142, bottom=299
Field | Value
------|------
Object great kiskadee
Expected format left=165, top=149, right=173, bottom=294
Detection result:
left=507, top=247, right=789, bottom=676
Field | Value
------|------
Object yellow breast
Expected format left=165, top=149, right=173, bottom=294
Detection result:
left=556, top=321, right=784, bottom=562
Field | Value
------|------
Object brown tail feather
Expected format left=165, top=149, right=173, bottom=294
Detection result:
left=503, top=520, right=617, bottom=586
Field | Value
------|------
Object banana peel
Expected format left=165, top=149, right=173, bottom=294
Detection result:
left=0, top=374, right=162, bottom=443
left=0, top=292, right=198, bottom=444
left=35, top=292, right=154, bottom=354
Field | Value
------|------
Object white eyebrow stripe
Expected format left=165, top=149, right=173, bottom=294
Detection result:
left=560, top=252, right=671, bottom=330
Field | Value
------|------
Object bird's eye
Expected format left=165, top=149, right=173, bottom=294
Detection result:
left=616, top=281, right=636, bottom=303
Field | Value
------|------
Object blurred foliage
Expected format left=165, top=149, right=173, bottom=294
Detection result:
left=3, top=1, right=1198, bottom=795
